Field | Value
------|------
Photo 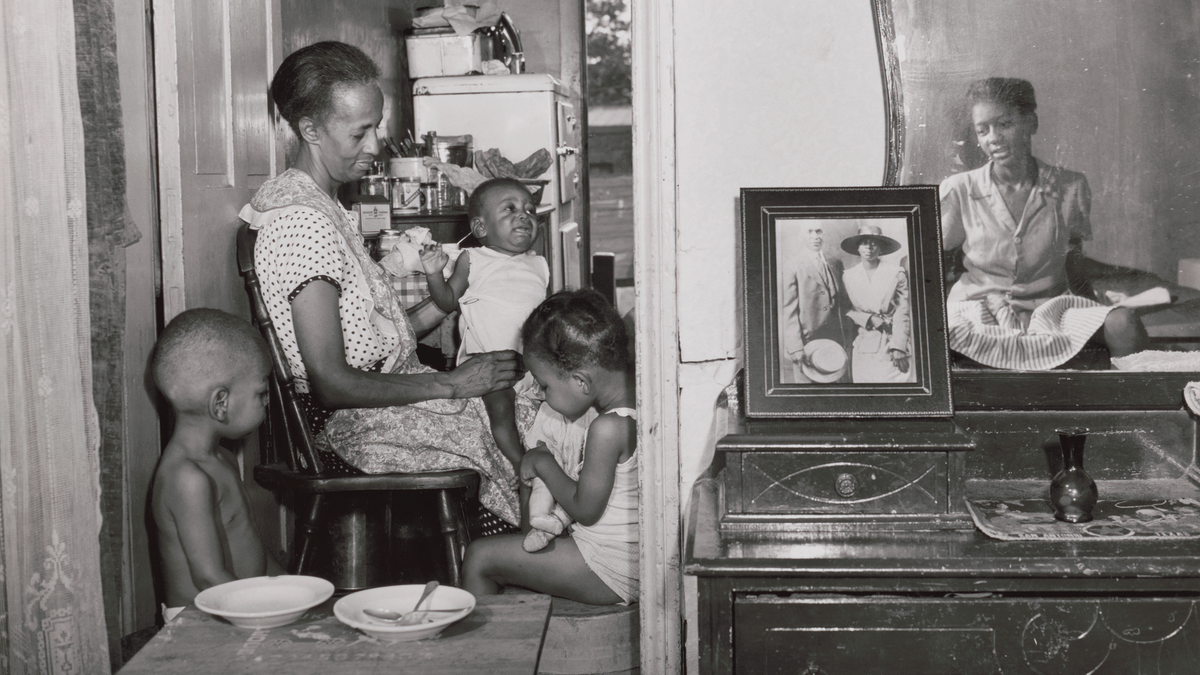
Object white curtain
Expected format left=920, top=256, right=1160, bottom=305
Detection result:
left=1, top=0, right=112, bottom=672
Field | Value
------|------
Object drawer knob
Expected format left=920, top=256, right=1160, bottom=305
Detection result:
left=835, top=472, right=858, bottom=497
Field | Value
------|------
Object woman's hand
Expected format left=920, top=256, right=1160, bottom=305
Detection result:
left=520, top=443, right=553, bottom=486
left=889, top=348, right=909, bottom=373
left=446, top=350, right=523, bottom=398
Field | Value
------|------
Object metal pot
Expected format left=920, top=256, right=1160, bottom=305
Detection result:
left=423, top=133, right=473, bottom=167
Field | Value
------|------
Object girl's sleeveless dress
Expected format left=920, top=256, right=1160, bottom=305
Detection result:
left=571, top=407, right=640, bottom=604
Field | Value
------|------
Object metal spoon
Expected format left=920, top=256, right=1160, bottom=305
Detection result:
left=362, top=607, right=462, bottom=623
left=363, top=581, right=442, bottom=624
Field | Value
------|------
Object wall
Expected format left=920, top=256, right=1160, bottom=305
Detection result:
left=280, top=0, right=413, bottom=146
left=675, top=2, right=885, bottom=363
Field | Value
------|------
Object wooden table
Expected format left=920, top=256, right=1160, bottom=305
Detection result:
left=119, top=594, right=552, bottom=674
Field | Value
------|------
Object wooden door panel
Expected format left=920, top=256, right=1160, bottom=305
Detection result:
left=231, top=0, right=274, bottom=184
left=156, top=0, right=281, bottom=319
left=185, top=0, right=234, bottom=182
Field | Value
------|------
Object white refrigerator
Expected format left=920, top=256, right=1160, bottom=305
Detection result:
left=412, top=73, right=583, bottom=291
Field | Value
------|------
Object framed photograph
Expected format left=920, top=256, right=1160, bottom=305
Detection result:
left=741, top=186, right=951, bottom=418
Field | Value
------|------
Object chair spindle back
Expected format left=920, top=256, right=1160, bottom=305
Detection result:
left=236, top=221, right=324, bottom=475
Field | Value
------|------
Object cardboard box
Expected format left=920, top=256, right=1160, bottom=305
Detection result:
left=406, top=33, right=483, bottom=79
left=354, top=199, right=391, bottom=235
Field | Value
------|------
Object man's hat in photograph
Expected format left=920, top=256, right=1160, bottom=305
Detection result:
left=801, top=339, right=848, bottom=383
left=840, top=224, right=901, bottom=256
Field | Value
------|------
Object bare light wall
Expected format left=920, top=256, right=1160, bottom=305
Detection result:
left=670, top=0, right=889, bottom=537
left=674, top=1, right=886, bottom=364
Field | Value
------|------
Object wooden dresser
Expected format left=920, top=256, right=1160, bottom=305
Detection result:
left=685, top=408, right=1200, bottom=674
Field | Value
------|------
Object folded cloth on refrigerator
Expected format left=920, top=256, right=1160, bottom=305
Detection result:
left=413, top=1, right=502, bottom=35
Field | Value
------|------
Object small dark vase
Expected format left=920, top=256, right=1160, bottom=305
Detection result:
left=1050, top=427, right=1098, bottom=523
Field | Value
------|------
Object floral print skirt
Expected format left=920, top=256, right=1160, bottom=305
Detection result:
left=316, top=395, right=538, bottom=526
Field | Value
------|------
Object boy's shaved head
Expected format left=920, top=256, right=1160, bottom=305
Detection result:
left=151, top=308, right=270, bottom=413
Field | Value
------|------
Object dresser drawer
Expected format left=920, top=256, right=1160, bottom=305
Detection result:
left=733, top=593, right=1200, bottom=675
left=721, top=450, right=967, bottom=525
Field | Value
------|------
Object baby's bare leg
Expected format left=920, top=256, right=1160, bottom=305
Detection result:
left=482, top=387, right=523, bottom=472
left=463, top=534, right=622, bottom=605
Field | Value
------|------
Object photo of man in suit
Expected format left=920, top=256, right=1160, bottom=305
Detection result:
left=779, top=221, right=852, bottom=383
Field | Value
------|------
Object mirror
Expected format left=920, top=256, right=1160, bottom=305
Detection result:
left=873, top=0, right=1200, bottom=409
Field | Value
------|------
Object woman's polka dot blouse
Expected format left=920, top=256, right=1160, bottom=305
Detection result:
left=254, top=205, right=399, bottom=391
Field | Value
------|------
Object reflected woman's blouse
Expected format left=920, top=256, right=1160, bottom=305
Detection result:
left=941, top=158, right=1091, bottom=311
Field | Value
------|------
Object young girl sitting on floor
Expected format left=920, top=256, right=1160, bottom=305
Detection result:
left=462, top=289, right=638, bottom=605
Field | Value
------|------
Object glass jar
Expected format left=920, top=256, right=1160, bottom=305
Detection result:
left=359, top=161, right=391, bottom=201
left=424, top=166, right=442, bottom=212
left=374, top=229, right=404, bottom=261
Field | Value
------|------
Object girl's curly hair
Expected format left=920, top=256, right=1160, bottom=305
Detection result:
left=521, top=289, right=630, bottom=374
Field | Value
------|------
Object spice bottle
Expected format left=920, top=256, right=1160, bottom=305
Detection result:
left=424, top=166, right=442, bottom=213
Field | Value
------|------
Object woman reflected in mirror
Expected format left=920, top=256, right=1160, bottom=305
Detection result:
left=939, top=77, right=1149, bottom=370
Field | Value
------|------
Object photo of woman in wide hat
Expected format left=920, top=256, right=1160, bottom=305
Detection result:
left=841, top=224, right=914, bottom=383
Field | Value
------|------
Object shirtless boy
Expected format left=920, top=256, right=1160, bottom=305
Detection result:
left=150, top=308, right=284, bottom=622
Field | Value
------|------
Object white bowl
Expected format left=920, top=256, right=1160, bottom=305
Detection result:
left=194, top=575, right=334, bottom=629
left=334, top=584, right=475, bottom=641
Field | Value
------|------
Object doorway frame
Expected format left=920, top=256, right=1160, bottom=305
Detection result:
left=630, top=0, right=682, bottom=672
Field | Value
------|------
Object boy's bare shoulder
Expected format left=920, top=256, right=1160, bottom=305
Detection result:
left=156, top=455, right=212, bottom=490
left=152, top=447, right=229, bottom=516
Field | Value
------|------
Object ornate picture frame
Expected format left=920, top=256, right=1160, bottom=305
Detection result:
left=741, top=186, right=951, bottom=418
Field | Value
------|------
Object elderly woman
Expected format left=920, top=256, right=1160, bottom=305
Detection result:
left=840, top=224, right=913, bottom=383
left=940, top=77, right=1148, bottom=370
left=239, top=41, right=529, bottom=526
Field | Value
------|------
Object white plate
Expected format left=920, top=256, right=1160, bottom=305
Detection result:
left=334, top=584, right=475, bottom=641
left=194, top=575, right=334, bottom=629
